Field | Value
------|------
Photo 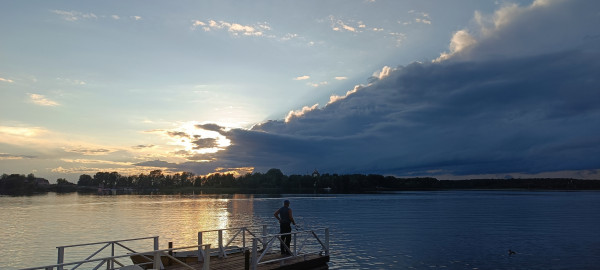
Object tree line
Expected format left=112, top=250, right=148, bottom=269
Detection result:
left=2, top=169, right=600, bottom=195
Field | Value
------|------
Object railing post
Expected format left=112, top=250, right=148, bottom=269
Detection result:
left=202, top=244, right=211, bottom=270
left=325, top=228, right=330, bottom=256
left=154, top=236, right=159, bottom=251
left=57, top=246, right=64, bottom=270
left=293, top=232, right=297, bottom=256
left=262, top=225, right=268, bottom=250
left=153, top=250, right=161, bottom=269
left=110, top=241, right=115, bottom=269
left=242, top=227, right=246, bottom=251
left=251, top=238, right=258, bottom=270
left=198, top=231, right=204, bottom=262
left=218, top=229, right=224, bottom=258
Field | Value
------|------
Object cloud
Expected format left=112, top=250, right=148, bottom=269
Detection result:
left=132, top=144, right=155, bottom=149
left=192, top=19, right=267, bottom=37
left=0, top=77, right=14, bottom=83
left=334, top=77, right=348, bottom=80
left=437, top=0, right=600, bottom=62
left=307, top=81, right=328, bottom=87
left=294, top=75, right=310, bottom=80
left=0, top=153, right=36, bottom=160
left=51, top=10, right=98, bottom=21
left=172, top=0, right=600, bottom=178
left=64, top=148, right=114, bottom=156
left=284, top=104, right=319, bottom=123
left=131, top=16, right=142, bottom=21
left=28, top=94, right=59, bottom=106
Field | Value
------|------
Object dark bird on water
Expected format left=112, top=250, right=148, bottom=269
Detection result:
left=508, top=249, right=516, bottom=256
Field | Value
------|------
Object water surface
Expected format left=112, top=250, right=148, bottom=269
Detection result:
left=1, top=191, right=599, bottom=269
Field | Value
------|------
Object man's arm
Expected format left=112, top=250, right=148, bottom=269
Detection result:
left=274, top=209, right=281, bottom=222
left=289, top=209, right=296, bottom=225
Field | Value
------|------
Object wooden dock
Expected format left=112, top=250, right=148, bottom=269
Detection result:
left=19, top=225, right=330, bottom=270
left=165, top=251, right=329, bottom=270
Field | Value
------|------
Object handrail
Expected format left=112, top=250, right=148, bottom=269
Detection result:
left=198, top=224, right=270, bottom=258
left=19, top=244, right=211, bottom=270
left=249, top=227, right=329, bottom=270
left=56, top=236, right=158, bottom=249
left=55, top=236, right=159, bottom=270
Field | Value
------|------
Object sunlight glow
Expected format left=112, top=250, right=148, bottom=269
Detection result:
left=169, top=122, right=231, bottom=155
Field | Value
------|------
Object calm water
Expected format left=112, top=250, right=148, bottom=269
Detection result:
left=1, top=191, right=599, bottom=269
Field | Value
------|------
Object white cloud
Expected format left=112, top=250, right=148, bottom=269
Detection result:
left=111, top=15, right=120, bottom=20
left=294, top=75, right=310, bottom=80
left=285, top=104, right=319, bottom=123
left=307, top=81, right=328, bottom=87
left=29, top=94, right=59, bottom=106
left=131, top=16, right=142, bottom=21
left=437, top=0, right=600, bottom=62
left=57, top=77, right=86, bottom=85
left=334, top=76, right=347, bottom=80
left=372, top=66, right=393, bottom=80
left=192, top=19, right=265, bottom=36
left=0, top=77, right=14, bottom=83
left=52, top=10, right=97, bottom=21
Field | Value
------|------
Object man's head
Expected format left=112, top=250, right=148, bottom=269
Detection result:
left=284, top=200, right=290, bottom=206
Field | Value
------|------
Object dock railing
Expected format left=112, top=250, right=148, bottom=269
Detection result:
left=197, top=225, right=271, bottom=259
left=19, top=243, right=211, bottom=270
left=249, top=227, right=329, bottom=270
left=54, top=236, right=158, bottom=270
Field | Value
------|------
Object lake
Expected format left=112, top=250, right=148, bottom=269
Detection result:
left=1, top=191, right=599, bottom=269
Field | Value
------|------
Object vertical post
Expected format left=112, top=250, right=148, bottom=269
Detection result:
left=154, top=236, right=159, bottom=251
left=325, top=228, right=330, bottom=256
left=293, top=232, right=297, bottom=256
left=262, top=224, right=268, bottom=250
left=202, top=244, right=211, bottom=270
left=106, top=242, right=115, bottom=269
left=251, top=238, right=258, bottom=270
left=168, top=242, right=173, bottom=266
left=218, top=230, right=224, bottom=258
left=57, top=247, right=64, bottom=270
left=198, top=231, right=204, bottom=262
left=242, top=227, right=246, bottom=251
left=244, top=249, right=250, bottom=270
left=153, top=250, right=161, bottom=270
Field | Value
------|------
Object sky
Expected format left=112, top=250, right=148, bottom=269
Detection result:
left=1, top=0, right=599, bottom=183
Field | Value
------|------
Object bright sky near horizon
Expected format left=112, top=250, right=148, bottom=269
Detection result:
left=2, top=0, right=599, bottom=183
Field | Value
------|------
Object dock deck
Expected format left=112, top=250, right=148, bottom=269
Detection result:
left=165, top=251, right=329, bottom=270
left=20, top=225, right=330, bottom=270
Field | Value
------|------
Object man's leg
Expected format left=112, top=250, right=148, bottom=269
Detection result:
left=283, top=224, right=292, bottom=254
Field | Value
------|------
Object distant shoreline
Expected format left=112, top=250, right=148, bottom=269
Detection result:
left=2, top=171, right=600, bottom=196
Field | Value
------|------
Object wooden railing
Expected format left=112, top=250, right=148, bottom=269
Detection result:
left=197, top=225, right=271, bottom=258
left=249, top=227, right=329, bottom=270
left=19, top=243, right=211, bottom=270
left=54, top=236, right=158, bottom=270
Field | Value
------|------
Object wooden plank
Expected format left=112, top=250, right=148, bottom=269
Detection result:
left=164, top=251, right=329, bottom=270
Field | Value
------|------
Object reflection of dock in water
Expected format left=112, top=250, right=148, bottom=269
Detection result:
left=21, top=225, right=330, bottom=270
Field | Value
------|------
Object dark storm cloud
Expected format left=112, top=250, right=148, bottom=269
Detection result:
left=196, top=123, right=226, bottom=134
left=173, top=0, right=600, bottom=177
left=133, top=160, right=178, bottom=168
left=191, top=137, right=218, bottom=149
left=210, top=50, right=600, bottom=176
left=167, top=131, right=190, bottom=138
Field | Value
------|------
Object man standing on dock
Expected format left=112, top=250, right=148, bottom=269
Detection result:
left=274, top=199, right=296, bottom=255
